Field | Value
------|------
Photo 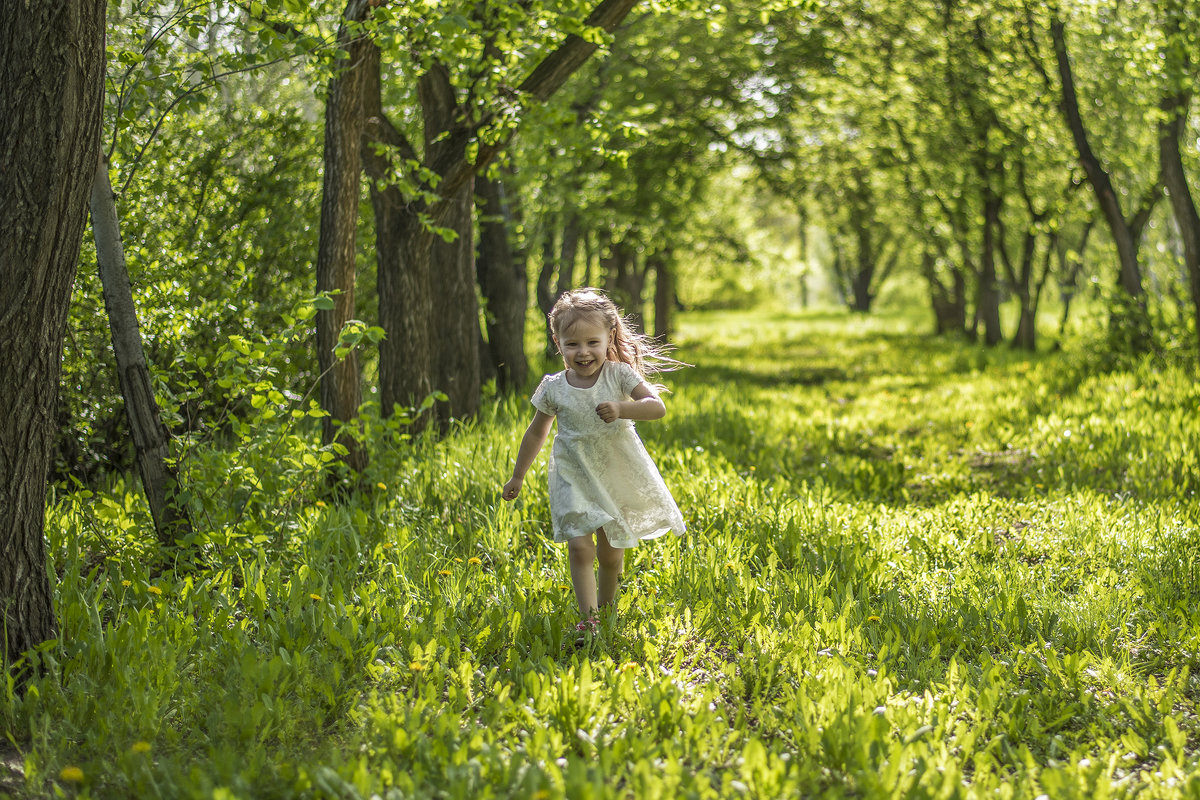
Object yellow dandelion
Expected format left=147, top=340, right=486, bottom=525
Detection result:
left=558, top=584, right=571, bottom=592
left=316, top=500, right=327, bottom=508
left=60, top=766, right=84, bottom=782
left=409, top=661, right=425, bottom=672
left=438, top=569, right=453, bottom=576
left=309, top=593, right=323, bottom=601
left=454, top=557, right=463, bottom=563
left=376, top=482, right=387, bottom=490
left=467, top=557, right=482, bottom=565
left=620, top=661, right=638, bottom=673
left=147, top=586, right=163, bottom=596
left=131, top=741, right=151, bottom=754
left=725, top=562, right=736, bottom=570
left=381, top=542, right=394, bottom=549
left=867, top=615, right=881, bottom=622
left=749, top=465, right=756, bottom=471
left=121, top=580, right=132, bottom=587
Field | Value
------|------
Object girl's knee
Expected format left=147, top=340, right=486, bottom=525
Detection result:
left=597, top=547, right=624, bottom=571
left=567, top=536, right=596, bottom=563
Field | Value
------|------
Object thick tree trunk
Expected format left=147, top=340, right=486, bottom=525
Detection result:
left=315, top=0, right=371, bottom=471
left=429, top=183, right=480, bottom=424
left=421, top=63, right=480, bottom=425
left=361, top=44, right=435, bottom=422
left=89, top=156, right=193, bottom=546
left=0, top=0, right=106, bottom=668
left=476, top=174, right=528, bottom=393
left=377, top=209, right=436, bottom=418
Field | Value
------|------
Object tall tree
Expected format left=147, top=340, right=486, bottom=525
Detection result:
left=476, top=171, right=529, bottom=392
left=1036, top=8, right=1160, bottom=343
left=1, top=0, right=106, bottom=667
left=1157, top=1, right=1200, bottom=363
left=316, top=0, right=371, bottom=471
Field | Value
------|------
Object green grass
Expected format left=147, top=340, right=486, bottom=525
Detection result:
left=4, top=308, right=1200, bottom=798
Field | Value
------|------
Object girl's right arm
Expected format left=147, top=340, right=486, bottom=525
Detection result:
left=502, top=410, right=554, bottom=500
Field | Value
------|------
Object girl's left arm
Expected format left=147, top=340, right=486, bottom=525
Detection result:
left=596, top=382, right=665, bottom=423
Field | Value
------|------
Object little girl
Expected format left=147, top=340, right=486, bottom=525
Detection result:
left=501, top=288, right=685, bottom=637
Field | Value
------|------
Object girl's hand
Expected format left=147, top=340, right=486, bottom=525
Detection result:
left=501, top=477, right=523, bottom=500
left=595, top=401, right=621, bottom=423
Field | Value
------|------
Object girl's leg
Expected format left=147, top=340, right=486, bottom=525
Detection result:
left=567, top=534, right=598, bottom=616
left=595, top=528, right=625, bottom=608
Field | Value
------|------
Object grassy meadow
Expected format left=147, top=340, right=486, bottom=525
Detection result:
left=4, top=308, right=1200, bottom=798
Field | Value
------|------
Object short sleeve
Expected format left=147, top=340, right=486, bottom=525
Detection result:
left=530, top=375, right=557, bottom=416
left=612, top=361, right=645, bottom=397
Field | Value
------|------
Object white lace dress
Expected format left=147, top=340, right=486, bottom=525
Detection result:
left=531, top=360, right=686, bottom=548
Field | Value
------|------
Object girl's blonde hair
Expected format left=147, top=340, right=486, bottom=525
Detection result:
left=549, top=288, right=684, bottom=385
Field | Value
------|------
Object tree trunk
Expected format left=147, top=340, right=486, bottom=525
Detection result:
left=607, top=237, right=646, bottom=331
left=653, top=249, right=675, bottom=341
left=847, top=207, right=875, bottom=313
left=1050, top=15, right=1151, bottom=343
left=0, top=0, right=106, bottom=669
left=978, top=185, right=1004, bottom=346
left=315, top=0, right=371, bottom=471
left=361, top=43, right=435, bottom=422
left=421, top=62, right=480, bottom=426
left=557, top=210, right=581, bottom=295
left=476, top=174, right=528, bottom=393
left=1159, top=86, right=1200, bottom=365
left=537, top=219, right=558, bottom=356
left=89, top=156, right=193, bottom=546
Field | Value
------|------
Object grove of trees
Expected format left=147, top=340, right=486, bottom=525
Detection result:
left=3, top=0, right=1199, bottom=668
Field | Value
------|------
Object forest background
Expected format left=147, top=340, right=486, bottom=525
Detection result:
left=3, top=0, right=1200, bottom=796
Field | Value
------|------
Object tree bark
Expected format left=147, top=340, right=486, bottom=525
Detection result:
left=0, top=0, right=106, bottom=668
left=653, top=249, right=675, bottom=341
left=476, top=174, right=528, bottom=393
left=421, top=63, right=480, bottom=426
left=315, top=0, right=371, bottom=471
left=89, top=155, right=193, bottom=546
left=1158, top=85, right=1200, bottom=365
left=977, top=182, right=1004, bottom=346
left=1050, top=15, right=1152, bottom=342
left=361, top=43, right=435, bottom=422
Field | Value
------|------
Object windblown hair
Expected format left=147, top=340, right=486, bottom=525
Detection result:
left=548, top=288, right=685, bottom=387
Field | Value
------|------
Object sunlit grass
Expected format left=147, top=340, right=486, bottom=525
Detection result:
left=4, top=307, right=1200, bottom=798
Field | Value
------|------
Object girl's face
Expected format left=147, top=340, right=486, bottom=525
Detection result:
left=556, top=314, right=612, bottom=380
